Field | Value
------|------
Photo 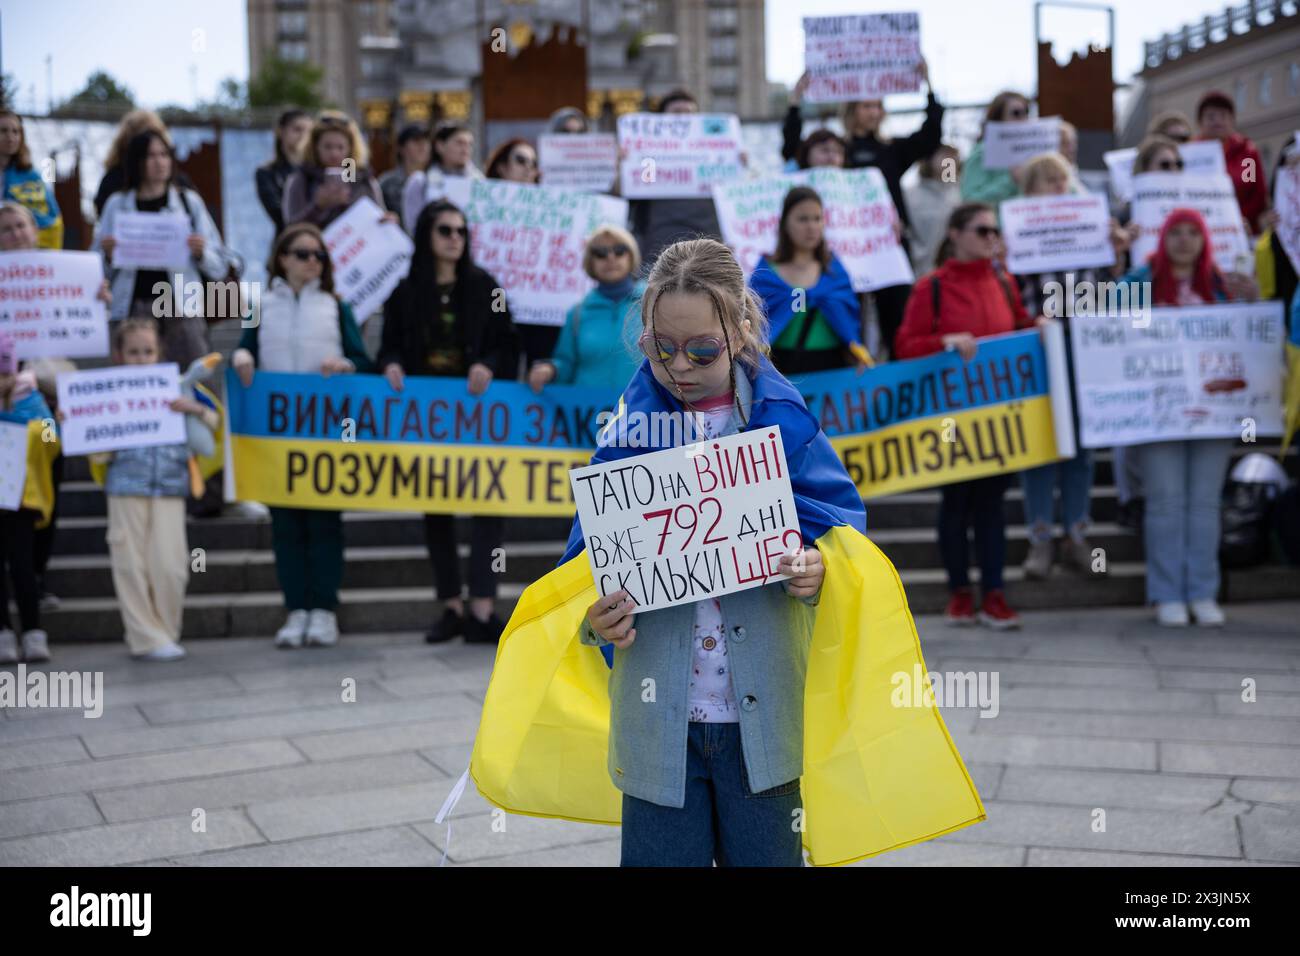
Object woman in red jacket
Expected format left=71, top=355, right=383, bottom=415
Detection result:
left=894, top=202, right=1036, bottom=629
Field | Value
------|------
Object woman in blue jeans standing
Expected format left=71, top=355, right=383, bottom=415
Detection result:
left=1119, top=208, right=1258, bottom=627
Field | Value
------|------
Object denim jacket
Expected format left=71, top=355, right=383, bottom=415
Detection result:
left=103, top=442, right=193, bottom=498
left=579, top=370, right=821, bottom=808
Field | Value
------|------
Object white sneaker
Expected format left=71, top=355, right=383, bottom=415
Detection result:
left=223, top=501, right=270, bottom=520
left=135, top=643, right=187, bottom=662
left=275, top=609, right=310, bottom=648
left=1189, top=599, right=1226, bottom=627
left=1155, top=602, right=1190, bottom=627
left=305, top=609, right=338, bottom=647
left=0, top=629, right=17, bottom=664
left=20, top=630, right=50, bottom=663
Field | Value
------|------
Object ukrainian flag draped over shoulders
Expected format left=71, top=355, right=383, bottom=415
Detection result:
left=470, top=357, right=986, bottom=865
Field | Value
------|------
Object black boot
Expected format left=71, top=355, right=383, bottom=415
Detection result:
left=425, top=606, right=465, bottom=644
left=464, top=612, right=506, bottom=644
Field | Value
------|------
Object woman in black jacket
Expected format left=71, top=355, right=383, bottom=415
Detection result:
left=255, top=109, right=311, bottom=234
left=379, top=200, right=520, bottom=645
left=782, top=60, right=943, bottom=356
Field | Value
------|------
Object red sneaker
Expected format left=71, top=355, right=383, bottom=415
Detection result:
left=978, top=589, right=1021, bottom=630
left=944, top=588, right=976, bottom=626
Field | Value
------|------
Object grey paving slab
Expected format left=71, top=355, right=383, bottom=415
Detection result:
left=1161, top=742, right=1300, bottom=778
left=244, top=780, right=450, bottom=842
left=168, top=825, right=439, bottom=867
left=0, top=736, right=90, bottom=772
left=0, top=809, right=264, bottom=866
left=453, top=837, right=622, bottom=867
left=137, top=679, right=397, bottom=725
left=0, top=739, right=303, bottom=802
left=854, top=842, right=1027, bottom=867
left=1159, top=670, right=1300, bottom=694
left=996, top=766, right=1230, bottom=811
left=375, top=670, right=492, bottom=698
left=0, top=706, right=146, bottom=742
left=996, top=685, right=1215, bottom=715
left=948, top=726, right=1157, bottom=771
left=933, top=658, right=1160, bottom=690
left=0, top=793, right=104, bottom=840
left=1214, top=693, right=1300, bottom=718
left=1027, top=849, right=1271, bottom=866
left=412, top=814, right=618, bottom=863
left=93, top=752, right=436, bottom=823
left=1230, top=779, right=1300, bottom=806
left=975, top=710, right=1300, bottom=746
left=291, top=715, right=481, bottom=761
left=1239, top=807, right=1300, bottom=862
left=1141, top=646, right=1298, bottom=672
left=943, top=801, right=1242, bottom=857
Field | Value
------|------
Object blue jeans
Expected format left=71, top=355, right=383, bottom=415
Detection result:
left=1134, top=439, right=1234, bottom=603
left=620, top=722, right=803, bottom=867
left=1020, top=449, right=1095, bottom=541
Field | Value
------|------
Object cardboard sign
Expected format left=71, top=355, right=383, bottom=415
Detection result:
left=0, top=419, right=27, bottom=510
left=983, top=118, right=1061, bottom=170
left=802, top=13, right=922, bottom=103
left=324, top=197, right=414, bottom=321
left=570, top=426, right=800, bottom=612
left=1000, top=194, right=1116, bottom=275
left=56, top=363, right=186, bottom=456
left=713, top=167, right=913, bottom=292
left=1070, top=301, right=1285, bottom=448
left=0, top=251, right=109, bottom=359
left=617, top=113, right=744, bottom=199
left=459, top=179, right=629, bottom=327
left=538, top=133, right=619, bottom=193
left=1274, top=162, right=1300, bottom=274
left=1129, top=172, right=1251, bottom=272
left=111, top=211, right=191, bottom=269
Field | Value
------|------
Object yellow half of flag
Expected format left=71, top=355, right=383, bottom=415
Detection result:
left=469, top=523, right=987, bottom=866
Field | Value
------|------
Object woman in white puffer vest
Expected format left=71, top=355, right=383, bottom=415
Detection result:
left=231, top=223, right=374, bottom=648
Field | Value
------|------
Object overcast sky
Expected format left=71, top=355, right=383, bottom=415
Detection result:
left=0, top=0, right=1245, bottom=112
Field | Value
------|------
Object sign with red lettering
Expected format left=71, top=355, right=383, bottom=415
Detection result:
left=1000, top=193, right=1116, bottom=274
left=0, top=251, right=109, bottom=359
left=570, top=426, right=800, bottom=612
left=802, top=13, right=922, bottom=104
left=713, top=167, right=913, bottom=292
left=617, top=113, right=744, bottom=199
left=1129, top=172, right=1251, bottom=272
left=56, top=363, right=186, bottom=456
left=323, top=197, right=413, bottom=321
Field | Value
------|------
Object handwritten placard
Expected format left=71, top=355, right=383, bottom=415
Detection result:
left=1070, top=301, right=1285, bottom=448
left=111, top=211, right=191, bottom=270
left=0, top=419, right=27, bottom=510
left=617, top=113, right=744, bottom=199
left=324, top=197, right=414, bottom=321
left=1000, top=194, right=1116, bottom=275
left=538, top=133, right=619, bottom=193
left=56, top=363, right=186, bottom=456
left=1104, top=140, right=1227, bottom=204
left=0, top=251, right=109, bottom=359
left=802, top=13, right=922, bottom=103
left=570, top=426, right=800, bottom=612
left=1274, top=162, right=1300, bottom=273
left=1129, top=172, right=1251, bottom=271
left=983, top=118, right=1061, bottom=171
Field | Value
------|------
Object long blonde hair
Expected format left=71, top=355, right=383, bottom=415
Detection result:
left=105, top=110, right=169, bottom=170
left=639, top=239, right=770, bottom=384
left=303, top=110, right=369, bottom=170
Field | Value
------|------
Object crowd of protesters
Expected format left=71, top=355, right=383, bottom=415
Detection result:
left=0, top=70, right=1295, bottom=668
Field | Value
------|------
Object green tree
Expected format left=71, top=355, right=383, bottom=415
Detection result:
left=247, top=54, right=324, bottom=110
left=58, top=70, right=135, bottom=113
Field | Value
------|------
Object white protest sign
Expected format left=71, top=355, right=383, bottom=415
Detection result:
left=538, top=133, right=619, bottom=193
left=0, top=251, right=109, bottom=359
left=0, top=419, right=27, bottom=510
left=56, top=363, right=186, bottom=456
left=1000, top=193, right=1116, bottom=274
left=1129, top=172, right=1251, bottom=271
left=324, top=197, right=414, bottom=321
left=1104, top=141, right=1227, bottom=204
left=713, top=167, right=913, bottom=292
left=111, top=211, right=191, bottom=269
left=460, top=179, right=629, bottom=327
left=570, top=426, right=800, bottom=613
left=802, top=13, right=922, bottom=104
left=983, top=117, right=1061, bottom=171
left=618, top=113, right=744, bottom=199
left=1070, top=301, right=1285, bottom=448
left=1274, top=163, right=1300, bottom=274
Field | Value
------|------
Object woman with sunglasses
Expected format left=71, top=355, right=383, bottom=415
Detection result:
left=485, top=138, right=540, bottom=185
left=1118, top=208, right=1257, bottom=628
left=895, top=203, right=1036, bottom=629
left=379, top=201, right=520, bottom=645
left=281, top=111, right=391, bottom=230
left=961, top=91, right=1032, bottom=209
left=750, top=186, right=872, bottom=376
left=527, top=225, right=645, bottom=393
left=230, top=223, right=374, bottom=648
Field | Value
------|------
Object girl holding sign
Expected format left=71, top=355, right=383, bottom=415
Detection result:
left=1120, top=208, right=1257, bottom=628
left=232, top=223, right=374, bottom=648
left=379, top=201, right=520, bottom=645
left=750, top=186, right=872, bottom=375
left=960, top=91, right=1032, bottom=209
left=468, top=238, right=985, bottom=867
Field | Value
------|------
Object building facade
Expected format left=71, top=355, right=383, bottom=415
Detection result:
left=1132, top=0, right=1300, bottom=172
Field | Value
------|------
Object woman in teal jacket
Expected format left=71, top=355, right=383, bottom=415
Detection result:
left=527, top=224, right=645, bottom=392
left=960, top=91, right=1032, bottom=209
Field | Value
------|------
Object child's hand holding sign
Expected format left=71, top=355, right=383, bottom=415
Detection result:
left=778, top=546, right=823, bottom=598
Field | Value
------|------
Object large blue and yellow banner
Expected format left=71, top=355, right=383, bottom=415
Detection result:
left=794, top=325, right=1076, bottom=499
left=225, top=327, right=1075, bottom=514
left=225, top=368, right=618, bottom=516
